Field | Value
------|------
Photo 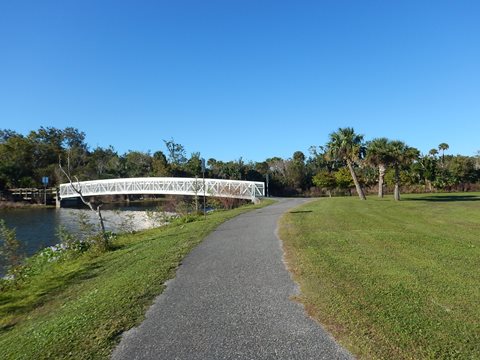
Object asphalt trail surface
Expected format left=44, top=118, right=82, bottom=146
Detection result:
left=112, top=198, right=352, bottom=360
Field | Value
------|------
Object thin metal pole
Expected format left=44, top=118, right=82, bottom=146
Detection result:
left=195, top=176, right=199, bottom=212
left=201, top=158, right=206, bottom=219
left=203, top=170, right=206, bottom=218
left=266, top=173, right=269, bottom=197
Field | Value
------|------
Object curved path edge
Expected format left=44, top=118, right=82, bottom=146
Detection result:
left=112, top=198, right=353, bottom=360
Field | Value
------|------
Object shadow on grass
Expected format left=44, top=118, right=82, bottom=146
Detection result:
left=109, top=243, right=127, bottom=251
left=407, top=195, right=480, bottom=202
left=0, top=261, right=104, bottom=331
left=289, top=210, right=313, bottom=214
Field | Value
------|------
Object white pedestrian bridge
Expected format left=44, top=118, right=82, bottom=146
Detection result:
left=59, top=177, right=265, bottom=204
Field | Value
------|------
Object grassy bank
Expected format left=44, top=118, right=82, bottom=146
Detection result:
left=0, top=200, right=273, bottom=359
left=280, top=193, right=480, bottom=359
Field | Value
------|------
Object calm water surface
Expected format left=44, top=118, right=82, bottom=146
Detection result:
left=0, top=202, right=163, bottom=272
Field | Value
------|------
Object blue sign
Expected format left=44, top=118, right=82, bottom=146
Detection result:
left=42, top=176, right=49, bottom=186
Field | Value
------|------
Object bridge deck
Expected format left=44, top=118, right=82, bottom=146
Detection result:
left=59, top=177, right=265, bottom=201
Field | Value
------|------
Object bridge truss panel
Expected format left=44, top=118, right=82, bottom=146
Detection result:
left=59, top=177, right=265, bottom=201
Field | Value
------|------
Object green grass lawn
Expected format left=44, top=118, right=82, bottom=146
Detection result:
left=0, top=200, right=273, bottom=359
left=279, top=193, right=480, bottom=360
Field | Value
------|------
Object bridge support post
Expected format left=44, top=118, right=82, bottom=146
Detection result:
left=56, top=188, right=62, bottom=208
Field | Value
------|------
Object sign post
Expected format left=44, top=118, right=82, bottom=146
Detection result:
left=42, top=176, right=49, bottom=205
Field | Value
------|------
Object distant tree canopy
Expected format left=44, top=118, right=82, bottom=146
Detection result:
left=0, top=127, right=88, bottom=189
left=0, top=126, right=479, bottom=197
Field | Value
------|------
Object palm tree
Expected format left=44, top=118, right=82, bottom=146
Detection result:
left=438, top=143, right=449, bottom=167
left=389, top=141, right=420, bottom=201
left=326, top=127, right=366, bottom=200
left=366, top=137, right=392, bottom=198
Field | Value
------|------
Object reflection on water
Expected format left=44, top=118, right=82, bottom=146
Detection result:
left=0, top=202, right=166, bottom=271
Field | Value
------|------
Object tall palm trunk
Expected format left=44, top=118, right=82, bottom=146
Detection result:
left=378, top=163, right=386, bottom=198
left=427, top=179, right=432, bottom=192
left=347, top=160, right=366, bottom=200
left=394, top=165, right=400, bottom=201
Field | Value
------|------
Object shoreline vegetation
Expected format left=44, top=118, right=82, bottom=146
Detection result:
left=280, top=192, right=480, bottom=359
left=0, top=201, right=52, bottom=209
left=0, top=199, right=274, bottom=359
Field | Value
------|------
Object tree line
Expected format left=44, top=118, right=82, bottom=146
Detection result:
left=0, top=126, right=479, bottom=199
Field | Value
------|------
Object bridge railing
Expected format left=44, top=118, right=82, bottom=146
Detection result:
left=59, top=177, right=265, bottom=201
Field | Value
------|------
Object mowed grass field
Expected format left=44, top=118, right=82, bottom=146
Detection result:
left=280, top=193, right=480, bottom=360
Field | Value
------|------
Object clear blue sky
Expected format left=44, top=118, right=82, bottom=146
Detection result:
left=1, top=0, right=479, bottom=161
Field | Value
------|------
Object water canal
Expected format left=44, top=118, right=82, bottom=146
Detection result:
left=0, top=201, right=166, bottom=273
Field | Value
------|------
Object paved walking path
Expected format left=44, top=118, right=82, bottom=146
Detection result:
left=112, top=198, right=352, bottom=360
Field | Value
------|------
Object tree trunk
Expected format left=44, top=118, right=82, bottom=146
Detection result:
left=59, top=158, right=109, bottom=250
left=378, top=164, right=386, bottom=198
left=96, top=206, right=107, bottom=237
left=394, top=165, right=400, bottom=201
left=347, top=160, right=366, bottom=200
